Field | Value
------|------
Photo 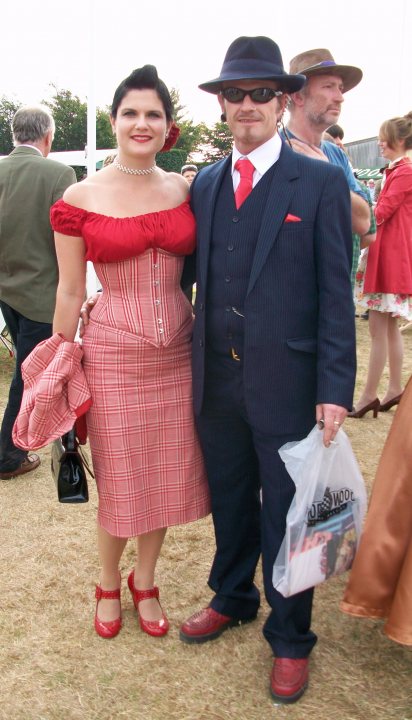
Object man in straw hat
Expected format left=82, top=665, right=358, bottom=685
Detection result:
left=285, top=48, right=370, bottom=235
left=179, top=36, right=356, bottom=704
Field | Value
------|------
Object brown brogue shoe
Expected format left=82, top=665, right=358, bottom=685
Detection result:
left=0, top=453, right=40, bottom=480
left=270, top=658, right=309, bottom=704
left=180, top=606, right=249, bottom=644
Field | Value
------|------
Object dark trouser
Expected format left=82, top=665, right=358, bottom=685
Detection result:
left=0, top=301, right=51, bottom=472
left=195, top=350, right=317, bottom=658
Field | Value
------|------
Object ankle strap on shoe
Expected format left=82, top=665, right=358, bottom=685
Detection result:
left=132, top=586, right=159, bottom=602
left=95, top=585, right=121, bottom=600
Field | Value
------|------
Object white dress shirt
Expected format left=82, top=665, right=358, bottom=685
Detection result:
left=232, top=133, right=282, bottom=192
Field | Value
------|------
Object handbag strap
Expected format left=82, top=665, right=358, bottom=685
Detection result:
left=78, top=445, right=95, bottom=479
left=63, top=428, right=78, bottom=452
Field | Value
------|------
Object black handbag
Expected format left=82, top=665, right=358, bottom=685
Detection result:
left=51, top=428, right=93, bottom=503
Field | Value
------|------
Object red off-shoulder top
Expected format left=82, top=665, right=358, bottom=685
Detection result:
left=50, top=198, right=196, bottom=263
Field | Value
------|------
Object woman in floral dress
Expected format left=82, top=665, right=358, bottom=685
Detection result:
left=350, top=112, right=412, bottom=417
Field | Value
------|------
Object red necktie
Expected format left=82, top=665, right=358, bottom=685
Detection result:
left=234, top=157, right=255, bottom=209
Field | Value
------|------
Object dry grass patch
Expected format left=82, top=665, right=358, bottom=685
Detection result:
left=1, top=320, right=412, bottom=720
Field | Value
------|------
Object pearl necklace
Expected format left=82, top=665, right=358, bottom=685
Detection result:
left=114, top=159, right=157, bottom=176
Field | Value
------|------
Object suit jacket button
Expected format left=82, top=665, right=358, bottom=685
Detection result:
left=199, top=339, right=204, bottom=347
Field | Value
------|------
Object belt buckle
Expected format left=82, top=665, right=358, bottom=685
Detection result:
left=231, top=347, right=241, bottom=362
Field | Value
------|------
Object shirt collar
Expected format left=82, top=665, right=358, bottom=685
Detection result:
left=389, top=155, right=408, bottom=169
left=232, top=133, right=282, bottom=177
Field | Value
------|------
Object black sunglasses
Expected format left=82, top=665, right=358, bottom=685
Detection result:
left=221, top=87, right=283, bottom=104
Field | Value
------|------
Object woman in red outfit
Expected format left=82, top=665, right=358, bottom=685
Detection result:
left=51, top=66, right=210, bottom=639
left=350, top=112, right=412, bottom=417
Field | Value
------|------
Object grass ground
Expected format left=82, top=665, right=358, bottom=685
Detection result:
left=1, top=318, right=411, bottom=720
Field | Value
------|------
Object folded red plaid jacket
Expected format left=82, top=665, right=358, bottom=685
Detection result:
left=12, top=333, right=92, bottom=450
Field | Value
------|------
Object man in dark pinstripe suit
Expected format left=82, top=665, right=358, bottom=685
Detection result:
left=179, top=36, right=356, bottom=704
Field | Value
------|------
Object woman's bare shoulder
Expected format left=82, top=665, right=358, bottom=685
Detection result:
left=159, top=169, right=190, bottom=202
left=62, top=168, right=113, bottom=209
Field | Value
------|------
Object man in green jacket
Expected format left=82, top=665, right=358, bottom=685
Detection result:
left=0, top=105, right=76, bottom=479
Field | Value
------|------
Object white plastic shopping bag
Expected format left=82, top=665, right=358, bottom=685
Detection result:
left=272, top=425, right=367, bottom=598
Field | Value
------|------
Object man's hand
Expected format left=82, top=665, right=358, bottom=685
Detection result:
left=79, top=294, right=99, bottom=338
left=316, top=403, right=348, bottom=447
left=288, top=138, right=329, bottom=162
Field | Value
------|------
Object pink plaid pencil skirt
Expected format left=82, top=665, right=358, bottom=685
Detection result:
left=82, top=319, right=210, bottom=538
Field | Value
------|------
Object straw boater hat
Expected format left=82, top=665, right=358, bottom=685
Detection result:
left=289, top=49, right=363, bottom=93
left=199, top=36, right=306, bottom=95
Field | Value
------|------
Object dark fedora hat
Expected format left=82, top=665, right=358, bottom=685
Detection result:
left=289, top=49, right=362, bottom=92
left=199, top=36, right=306, bottom=95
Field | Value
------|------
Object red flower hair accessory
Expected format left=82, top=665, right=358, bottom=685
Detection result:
left=160, top=123, right=180, bottom=152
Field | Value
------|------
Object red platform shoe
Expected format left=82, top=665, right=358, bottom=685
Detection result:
left=127, top=570, right=169, bottom=637
left=94, top=583, right=122, bottom=639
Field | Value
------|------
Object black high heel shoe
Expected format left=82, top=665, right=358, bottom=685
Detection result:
left=347, top=398, right=380, bottom=418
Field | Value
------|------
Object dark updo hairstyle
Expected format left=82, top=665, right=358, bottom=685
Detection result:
left=111, top=65, right=173, bottom=122
left=379, top=111, right=412, bottom=151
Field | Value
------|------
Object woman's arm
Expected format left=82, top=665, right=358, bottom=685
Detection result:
left=375, top=169, right=410, bottom=225
left=53, top=232, right=87, bottom=341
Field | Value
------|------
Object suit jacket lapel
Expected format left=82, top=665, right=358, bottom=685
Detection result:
left=247, top=143, right=300, bottom=295
left=196, top=155, right=232, bottom=288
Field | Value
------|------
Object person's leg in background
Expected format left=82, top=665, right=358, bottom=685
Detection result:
left=0, top=300, right=51, bottom=476
left=383, top=314, right=404, bottom=405
left=351, top=309, right=388, bottom=412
